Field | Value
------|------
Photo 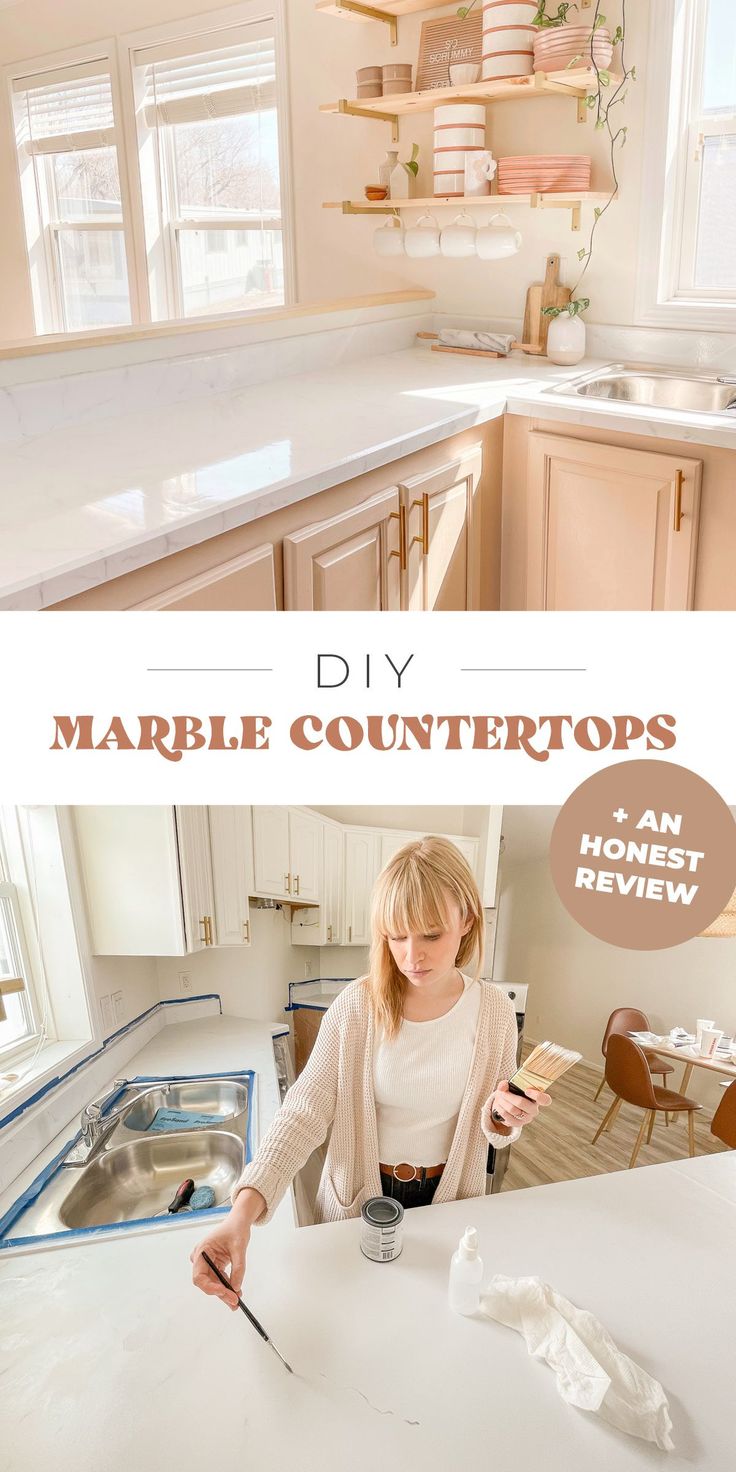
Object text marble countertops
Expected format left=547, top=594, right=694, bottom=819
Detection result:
left=1, top=346, right=734, bottom=609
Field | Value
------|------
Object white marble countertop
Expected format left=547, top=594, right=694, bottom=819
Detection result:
left=1, top=1012, right=735, bottom=1470
left=1, top=346, right=734, bottom=609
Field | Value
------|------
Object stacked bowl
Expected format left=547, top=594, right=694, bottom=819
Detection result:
left=481, top=0, right=538, bottom=81
left=532, top=24, right=613, bottom=73
left=433, top=103, right=486, bottom=198
left=497, top=154, right=591, bottom=193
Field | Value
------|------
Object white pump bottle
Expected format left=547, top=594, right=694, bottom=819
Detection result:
left=448, top=1226, right=483, bottom=1315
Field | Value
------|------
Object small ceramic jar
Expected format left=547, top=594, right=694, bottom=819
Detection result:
left=546, top=312, right=586, bottom=366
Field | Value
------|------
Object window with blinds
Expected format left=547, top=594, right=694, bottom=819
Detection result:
left=12, top=60, right=132, bottom=333
left=132, top=20, right=286, bottom=318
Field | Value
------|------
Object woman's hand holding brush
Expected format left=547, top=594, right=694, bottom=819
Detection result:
left=483, top=1080, right=551, bottom=1134
left=190, top=1187, right=266, bottom=1310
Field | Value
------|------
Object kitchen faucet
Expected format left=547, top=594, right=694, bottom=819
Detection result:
left=716, top=374, right=736, bottom=383
left=65, top=1080, right=171, bottom=1166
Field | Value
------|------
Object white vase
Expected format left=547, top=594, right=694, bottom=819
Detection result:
left=388, top=158, right=410, bottom=200
left=546, top=313, right=586, bottom=366
left=379, top=150, right=399, bottom=193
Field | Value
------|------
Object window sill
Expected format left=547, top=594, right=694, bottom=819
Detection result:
left=0, top=1039, right=91, bottom=1118
left=636, top=296, right=736, bottom=333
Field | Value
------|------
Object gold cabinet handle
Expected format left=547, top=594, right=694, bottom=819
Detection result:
left=348, top=924, right=352, bottom=942
left=409, top=493, right=429, bottom=556
left=294, top=874, right=300, bottom=896
left=327, top=923, right=333, bottom=943
left=673, top=469, right=684, bottom=532
left=285, top=872, right=292, bottom=894
left=199, top=917, right=208, bottom=945
left=243, top=918, right=250, bottom=943
left=388, top=505, right=407, bottom=571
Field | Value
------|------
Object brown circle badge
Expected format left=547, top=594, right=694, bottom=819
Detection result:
left=550, top=761, right=736, bottom=950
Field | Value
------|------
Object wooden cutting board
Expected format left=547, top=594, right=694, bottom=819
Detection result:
left=522, top=254, right=571, bottom=356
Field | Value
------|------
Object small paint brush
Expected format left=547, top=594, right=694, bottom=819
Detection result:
left=201, top=1251, right=293, bottom=1374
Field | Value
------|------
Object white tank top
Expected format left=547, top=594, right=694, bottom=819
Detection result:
left=373, top=974, right=481, bottom=1167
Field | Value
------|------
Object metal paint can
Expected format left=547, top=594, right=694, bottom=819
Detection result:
left=360, top=1196, right=404, bottom=1262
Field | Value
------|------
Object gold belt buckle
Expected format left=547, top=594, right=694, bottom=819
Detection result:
left=393, top=1162, right=418, bottom=1183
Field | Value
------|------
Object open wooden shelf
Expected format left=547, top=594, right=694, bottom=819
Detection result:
left=317, top=0, right=593, bottom=43
left=322, top=69, right=616, bottom=137
left=324, top=191, right=613, bottom=232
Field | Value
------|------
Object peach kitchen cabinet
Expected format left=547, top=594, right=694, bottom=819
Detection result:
left=73, top=805, right=216, bottom=955
left=525, top=432, right=702, bottom=611
left=283, top=446, right=483, bottom=611
left=131, top=545, right=277, bottom=611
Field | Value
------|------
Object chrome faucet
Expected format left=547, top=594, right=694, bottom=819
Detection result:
left=66, top=1081, right=171, bottom=1166
left=716, top=374, right=736, bottom=384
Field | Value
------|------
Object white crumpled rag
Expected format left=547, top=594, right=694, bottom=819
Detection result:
left=481, top=1275, right=674, bottom=1452
left=437, top=329, right=515, bottom=355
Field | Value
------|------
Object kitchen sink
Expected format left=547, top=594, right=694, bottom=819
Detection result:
left=549, top=364, right=736, bottom=415
left=59, top=1129, right=245, bottom=1228
left=0, top=1070, right=253, bottom=1247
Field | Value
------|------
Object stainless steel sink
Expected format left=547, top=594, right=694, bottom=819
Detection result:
left=59, top=1129, right=245, bottom=1228
left=122, top=1079, right=248, bottom=1131
left=549, top=364, right=736, bottom=415
left=0, top=1071, right=252, bottom=1245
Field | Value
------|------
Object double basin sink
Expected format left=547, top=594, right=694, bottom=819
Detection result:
left=2, top=1074, right=251, bottom=1246
left=549, top=363, right=736, bottom=416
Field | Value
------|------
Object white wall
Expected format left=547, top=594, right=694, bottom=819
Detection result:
left=87, top=955, right=160, bottom=1032
left=494, top=807, right=736, bottom=1109
left=0, top=0, right=649, bottom=339
left=155, top=905, right=310, bottom=1023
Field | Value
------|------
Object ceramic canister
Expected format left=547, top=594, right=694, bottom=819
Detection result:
left=433, top=103, right=486, bottom=197
left=481, top=0, right=537, bottom=81
left=361, top=1197, right=404, bottom=1262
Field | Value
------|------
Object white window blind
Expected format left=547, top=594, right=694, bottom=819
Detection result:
left=136, top=23, right=277, bottom=126
left=13, top=61, right=117, bottom=155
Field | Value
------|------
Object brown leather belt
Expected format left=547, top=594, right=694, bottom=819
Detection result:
left=379, top=1161, right=445, bottom=1183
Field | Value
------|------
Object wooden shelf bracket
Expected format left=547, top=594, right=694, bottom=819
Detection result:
left=530, top=193, right=583, bottom=231
left=327, top=0, right=398, bottom=43
left=337, top=97, right=399, bottom=140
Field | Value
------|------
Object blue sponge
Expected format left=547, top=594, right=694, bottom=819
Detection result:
left=190, top=1186, right=216, bottom=1210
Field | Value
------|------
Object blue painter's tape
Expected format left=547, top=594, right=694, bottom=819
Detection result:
left=0, top=995, right=223, bottom=1134
left=0, top=1070, right=254, bottom=1251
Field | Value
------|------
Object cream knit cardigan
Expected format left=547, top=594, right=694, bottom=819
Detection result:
left=234, top=978, right=521, bottom=1225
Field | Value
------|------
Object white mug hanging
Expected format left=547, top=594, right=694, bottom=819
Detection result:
left=373, top=216, right=405, bottom=257
left=464, top=150, right=497, bottom=198
left=440, top=211, right=477, bottom=259
left=404, top=212, right=441, bottom=259
left=475, top=211, right=522, bottom=260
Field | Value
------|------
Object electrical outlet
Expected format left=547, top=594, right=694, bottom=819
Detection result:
left=179, top=971, right=193, bottom=994
left=304, top=961, right=314, bottom=978
left=112, top=990, right=125, bottom=1026
left=100, top=995, right=114, bottom=1035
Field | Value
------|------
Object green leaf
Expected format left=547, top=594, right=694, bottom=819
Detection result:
left=613, top=25, right=623, bottom=43
left=595, top=118, right=605, bottom=129
left=593, top=206, right=602, bottom=218
left=630, top=64, right=637, bottom=80
left=457, top=6, right=469, bottom=17
left=577, top=247, right=587, bottom=261
left=598, top=70, right=610, bottom=86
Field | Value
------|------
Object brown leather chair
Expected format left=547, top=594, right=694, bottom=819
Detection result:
left=592, top=1033, right=701, bottom=1167
left=711, top=1081, right=736, bottom=1149
left=594, top=1007, right=674, bottom=1102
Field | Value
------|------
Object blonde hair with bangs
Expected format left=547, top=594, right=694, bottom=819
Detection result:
left=369, top=835, right=485, bottom=1039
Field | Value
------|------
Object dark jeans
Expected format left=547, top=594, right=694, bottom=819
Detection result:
left=380, top=1168, right=442, bottom=1210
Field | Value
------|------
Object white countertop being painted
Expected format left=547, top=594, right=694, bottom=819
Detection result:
left=1, top=1010, right=735, bottom=1471
left=2, top=345, right=735, bottom=609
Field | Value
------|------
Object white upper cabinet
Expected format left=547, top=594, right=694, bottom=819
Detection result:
left=208, top=807, right=254, bottom=947
left=343, top=830, right=381, bottom=946
left=288, top=810, right=322, bottom=903
left=292, top=819, right=343, bottom=947
left=74, top=806, right=214, bottom=956
left=252, top=806, right=291, bottom=898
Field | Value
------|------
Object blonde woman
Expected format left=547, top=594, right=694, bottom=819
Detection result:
left=192, top=836, right=550, bottom=1310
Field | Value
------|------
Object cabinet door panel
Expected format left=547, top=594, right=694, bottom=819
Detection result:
left=527, top=434, right=701, bottom=611
left=74, top=807, right=186, bottom=956
left=322, top=823, right=343, bottom=944
left=289, top=810, right=322, bottom=903
left=209, top=807, right=253, bottom=947
left=284, top=487, right=402, bottom=611
left=131, top=545, right=277, bottom=611
left=253, top=807, right=291, bottom=898
left=402, top=445, right=482, bottom=612
left=175, top=807, right=215, bottom=952
left=344, top=831, right=380, bottom=946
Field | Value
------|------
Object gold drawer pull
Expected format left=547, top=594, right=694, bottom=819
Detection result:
left=243, top=919, right=250, bottom=943
left=327, top=924, right=333, bottom=943
left=285, top=872, right=292, bottom=894
left=199, top=917, right=208, bottom=945
left=409, top=493, right=429, bottom=556
left=294, top=874, right=300, bottom=896
left=388, top=505, right=407, bottom=571
left=673, top=469, right=684, bottom=533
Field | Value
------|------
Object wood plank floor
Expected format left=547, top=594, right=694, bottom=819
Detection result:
left=502, top=1045, right=728, bottom=1194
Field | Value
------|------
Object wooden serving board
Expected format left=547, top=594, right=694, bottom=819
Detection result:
left=522, top=254, right=571, bottom=356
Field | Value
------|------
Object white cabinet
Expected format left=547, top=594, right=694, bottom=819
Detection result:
left=208, top=807, right=254, bottom=947
left=343, top=830, right=381, bottom=945
left=74, top=806, right=214, bottom=955
left=252, top=807, right=322, bottom=902
left=379, top=830, right=416, bottom=869
left=292, top=820, right=343, bottom=947
left=379, top=828, right=480, bottom=880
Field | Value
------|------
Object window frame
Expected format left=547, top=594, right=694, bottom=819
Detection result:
left=637, top=0, right=736, bottom=329
left=119, top=0, right=296, bottom=324
left=4, top=41, right=143, bottom=335
left=0, top=854, right=45, bottom=1070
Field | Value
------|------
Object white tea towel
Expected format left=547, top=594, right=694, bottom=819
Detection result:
left=437, top=329, right=515, bottom=355
left=481, top=1275, right=674, bottom=1451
